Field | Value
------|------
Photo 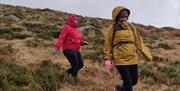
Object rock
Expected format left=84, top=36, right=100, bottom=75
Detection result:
left=5, top=15, right=20, bottom=21
left=79, top=26, right=93, bottom=32
left=79, top=26, right=95, bottom=38
left=87, top=29, right=96, bottom=38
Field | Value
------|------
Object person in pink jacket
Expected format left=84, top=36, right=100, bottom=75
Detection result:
left=53, top=15, right=88, bottom=78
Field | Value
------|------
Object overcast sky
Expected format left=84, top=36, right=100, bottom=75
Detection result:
left=0, top=0, right=180, bottom=29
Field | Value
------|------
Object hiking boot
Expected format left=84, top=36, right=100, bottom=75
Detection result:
left=115, top=85, right=122, bottom=91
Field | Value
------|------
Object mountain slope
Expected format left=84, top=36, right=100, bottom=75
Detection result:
left=0, top=4, right=180, bottom=91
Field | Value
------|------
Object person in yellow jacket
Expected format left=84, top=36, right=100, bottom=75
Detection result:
left=103, top=5, right=153, bottom=91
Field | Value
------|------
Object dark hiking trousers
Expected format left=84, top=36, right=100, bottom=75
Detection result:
left=63, top=49, right=84, bottom=78
left=116, top=64, right=138, bottom=91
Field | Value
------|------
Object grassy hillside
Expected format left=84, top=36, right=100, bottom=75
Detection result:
left=0, top=4, right=180, bottom=91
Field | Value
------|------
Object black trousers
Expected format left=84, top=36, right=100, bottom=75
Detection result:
left=63, top=49, right=84, bottom=77
left=116, top=64, right=138, bottom=91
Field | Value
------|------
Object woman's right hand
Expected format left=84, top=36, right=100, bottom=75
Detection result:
left=51, top=48, right=59, bottom=55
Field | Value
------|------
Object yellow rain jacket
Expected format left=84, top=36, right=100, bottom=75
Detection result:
left=103, top=6, right=153, bottom=65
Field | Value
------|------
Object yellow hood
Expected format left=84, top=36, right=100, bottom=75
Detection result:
left=112, top=6, right=130, bottom=22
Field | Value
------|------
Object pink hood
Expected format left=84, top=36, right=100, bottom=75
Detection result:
left=67, top=15, right=78, bottom=28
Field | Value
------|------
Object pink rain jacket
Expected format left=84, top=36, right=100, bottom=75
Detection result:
left=55, top=15, right=84, bottom=51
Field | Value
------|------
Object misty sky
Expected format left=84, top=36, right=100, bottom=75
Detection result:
left=0, top=0, right=180, bottom=29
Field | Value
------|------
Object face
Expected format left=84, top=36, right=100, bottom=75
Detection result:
left=71, top=16, right=78, bottom=23
left=116, top=10, right=129, bottom=23
left=117, top=16, right=128, bottom=22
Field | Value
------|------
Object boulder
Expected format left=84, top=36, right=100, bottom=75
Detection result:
left=5, top=15, right=20, bottom=21
left=79, top=26, right=95, bottom=38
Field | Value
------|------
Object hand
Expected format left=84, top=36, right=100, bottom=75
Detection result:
left=83, top=41, right=89, bottom=45
left=104, top=60, right=113, bottom=71
left=146, top=56, right=155, bottom=65
left=145, top=61, right=156, bottom=66
left=147, top=57, right=153, bottom=62
left=51, top=48, right=59, bottom=55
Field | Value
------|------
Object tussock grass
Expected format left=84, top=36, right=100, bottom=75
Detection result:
left=25, top=37, right=53, bottom=48
left=158, top=43, right=174, bottom=49
left=0, top=27, right=31, bottom=40
left=0, top=59, right=76, bottom=91
left=0, top=44, right=14, bottom=55
left=139, top=60, right=180, bottom=86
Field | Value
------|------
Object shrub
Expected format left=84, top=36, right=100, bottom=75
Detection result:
left=158, top=43, right=174, bottom=49
left=161, top=66, right=177, bottom=78
left=14, top=33, right=31, bottom=39
left=78, top=17, right=87, bottom=27
left=0, top=44, right=14, bottom=55
left=4, top=8, right=24, bottom=19
left=139, top=60, right=180, bottom=86
left=13, top=9, right=24, bottom=19
left=174, top=32, right=180, bottom=37
left=32, top=60, right=76, bottom=91
left=27, top=28, right=42, bottom=33
left=0, top=28, right=14, bottom=40
left=94, top=46, right=104, bottom=62
left=49, top=30, right=60, bottom=38
left=0, top=27, right=30, bottom=40
left=36, top=32, right=52, bottom=40
left=6, top=63, right=29, bottom=86
left=84, top=53, right=97, bottom=62
left=89, top=19, right=102, bottom=29
left=25, top=22, right=44, bottom=33
left=0, top=59, right=76, bottom=91
left=147, top=35, right=160, bottom=40
left=0, top=59, right=29, bottom=91
left=166, top=60, right=180, bottom=85
left=25, top=37, right=51, bottom=48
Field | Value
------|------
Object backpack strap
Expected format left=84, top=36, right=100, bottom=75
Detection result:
left=128, top=23, right=135, bottom=35
left=111, top=23, right=122, bottom=48
left=128, top=23, right=142, bottom=49
left=110, top=23, right=120, bottom=59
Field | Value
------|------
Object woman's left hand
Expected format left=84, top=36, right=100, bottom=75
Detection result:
left=104, top=60, right=113, bottom=71
left=83, top=41, right=89, bottom=45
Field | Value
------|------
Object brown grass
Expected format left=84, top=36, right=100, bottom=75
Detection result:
left=0, top=4, right=180, bottom=91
